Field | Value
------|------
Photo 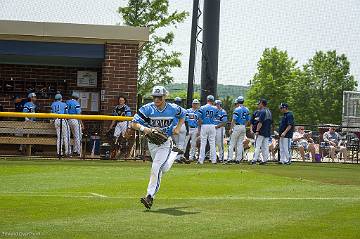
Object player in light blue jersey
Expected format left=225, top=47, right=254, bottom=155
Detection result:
left=184, top=99, right=200, bottom=161
left=172, top=97, right=188, bottom=163
left=197, top=95, right=219, bottom=164
left=51, top=94, right=70, bottom=157
left=23, top=93, right=38, bottom=121
left=66, top=92, right=83, bottom=157
left=214, top=100, right=228, bottom=162
left=226, top=96, right=250, bottom=164
left=131, top=86, right=185, bottom=209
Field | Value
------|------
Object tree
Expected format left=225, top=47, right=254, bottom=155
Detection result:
left=291, top=50, right=357, bottom=124
left=246, top=47, right=300, bottom=124
left=119, top=0, right=189, bottom=96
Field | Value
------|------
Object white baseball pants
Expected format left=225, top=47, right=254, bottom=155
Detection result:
left=279, top=137, right=292, bottom=163
left=172, top=124, right=187, bottom=160
left=199, top=124, right=216, bottom=164
left=114, top=121, right=129, bottom=138
left=54, top=119, right=70, bottom=156
left=253, top=135, right=270, bottom=163
left=184, top=128, right=198, bottom=160
left=227, top=125, right=246, bottom=162
left=147, top=139, right=178, bottom=198
left=215, top=127, right=225, bottom=161
left=68, top=119, right=82, bottom=155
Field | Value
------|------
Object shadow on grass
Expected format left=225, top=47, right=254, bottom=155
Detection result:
left=144, top=207, right=200, bottom=216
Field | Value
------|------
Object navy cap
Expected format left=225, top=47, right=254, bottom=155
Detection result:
left=258, top=99, right=267, bottom=106
left=174, top=97, right=182, bottom=103
left=279, top=102, right=289, bottom=109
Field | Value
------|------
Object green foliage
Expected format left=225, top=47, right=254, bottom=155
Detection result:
left=246, top=47, right=300, bottom=124
left=220, top=95, right=236, bottom=117
left=291, top=50, right=357, bottom=124
left=247, top=48, right=357, bottom=125
left=119, top=0, right=189, bottom=95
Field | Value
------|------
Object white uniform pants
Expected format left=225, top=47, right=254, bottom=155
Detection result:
left=114, top=121, right=129, bottom=138
left=253, top=135, right=270, bottom=163
left=54, top=119, right=70, bottom=155
left=68, top=119, right=82, bottom=155
left=215, top=127, right=225, bottom=161
left=147, top=139, right=178, bottom=197
left=172, top=124, right=186, bottom=160
left=228, top=125, right=246, bottom=162
left=279, top=137, right=292, bottom=163
left=184, top=128, right=198, bottom=160
left=199, top=124, right=216, bottom=164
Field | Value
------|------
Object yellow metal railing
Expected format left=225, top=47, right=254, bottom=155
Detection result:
left=0, top=112, right=133, bottom=121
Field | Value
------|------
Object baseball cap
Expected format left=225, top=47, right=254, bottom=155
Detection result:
left=55, top=94, right=62, bottom=100
left=192, top=99, right=200, bottom=104
left=207, top=95, right=215, bottom=101
left=151, top=86, right=168, bottom=97
left=237, top=96, right=244, bottom=104
left=279, top=102, right=289, bottom=109
left=174, top=97, right=182, bottom=103
left=215, top=99, right=222, bottom=105
left=72, top=92, right=80, bottom=99
left=28, top=93, right=36, bottom=98
left=258, top=99, right=267, bottom=106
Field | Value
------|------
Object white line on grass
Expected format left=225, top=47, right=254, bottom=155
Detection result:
left=90, top=193, right=108, bottom=198
left=0, top=193, right=360, bottom=201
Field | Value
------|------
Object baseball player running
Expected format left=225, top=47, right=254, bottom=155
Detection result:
left=51, top=94, right=70, bottom=157
left=172, top=97, right=187, bottom=163
left=197, top=95, right=219, bottom=164
left=214, top=100, right=227, bottom=162
left=66, top=92, right=83, bottom=157
left=131, top=86, right=185, bottom=209
left=251, top=99, right=272, bottom=165
left=23, top=93, right=38, bottom=121
left=184, top=99, right=200, bottom=161
left=226, top=96, right=250, bottom=164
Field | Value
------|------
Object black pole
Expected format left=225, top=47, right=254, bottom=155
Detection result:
left=187, top=0, right=200, bottom=109
left=200, top=0, right=221, bottom=104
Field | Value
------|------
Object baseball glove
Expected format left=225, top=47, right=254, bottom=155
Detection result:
left=146, top=128, right=168, bottom=145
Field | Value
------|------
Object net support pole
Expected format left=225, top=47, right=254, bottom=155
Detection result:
left=187, top=0, right=200, bottom=108
left=200, top=0, right=221, bottom=104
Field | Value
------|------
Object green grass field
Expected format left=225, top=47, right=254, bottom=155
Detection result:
left=0, top=159, right=359, bottom=239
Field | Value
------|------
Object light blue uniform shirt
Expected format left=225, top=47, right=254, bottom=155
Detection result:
left=197, top=104, right=219, bottom=125
left=23, top=101, right=37, bottom=121
left=66, top=99, right=81, bottom=114
left=23, top=102, right=36, bottom=113
left=186, top=108, right=199, bottom=128
left=214, top=108, right=228, bottom=126
left=133, top=102, right=185, bottom=137
left=233, top=106, right=250, bottom=125
left=51, top=101, right=68, bottom=114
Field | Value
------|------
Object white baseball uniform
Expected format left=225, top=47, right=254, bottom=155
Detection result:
left=132, top=102, right=185, bottom=198
left=198, top=104, right=219, bottom=164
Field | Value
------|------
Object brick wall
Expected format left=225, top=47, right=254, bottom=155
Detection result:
left=101, top=43, right=138, bottom=114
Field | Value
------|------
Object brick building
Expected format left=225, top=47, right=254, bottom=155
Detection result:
left=0, top=20, right=148, bottom=114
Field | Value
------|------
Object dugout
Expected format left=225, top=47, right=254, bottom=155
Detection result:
left=0, top=20, right=148, bottom=114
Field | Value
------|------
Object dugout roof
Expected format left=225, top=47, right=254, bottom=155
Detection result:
left=0, top=20, right=149, bottom=67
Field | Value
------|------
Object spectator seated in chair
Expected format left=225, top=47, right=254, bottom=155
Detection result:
left=323, top=126, right=348, bottom=162
left=293, top=126, right=319, bottom=162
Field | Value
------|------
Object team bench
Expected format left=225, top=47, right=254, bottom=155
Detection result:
left=0, top=120, right=73, bottom=156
